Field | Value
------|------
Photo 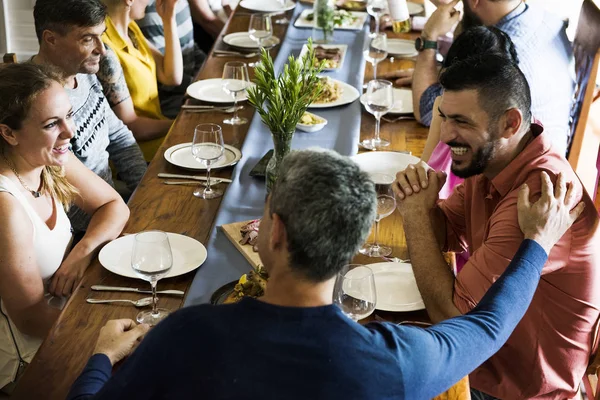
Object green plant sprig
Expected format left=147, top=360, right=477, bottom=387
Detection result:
left=247, top=39, right=325, bottom=141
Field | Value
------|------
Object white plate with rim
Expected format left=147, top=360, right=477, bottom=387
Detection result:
left=99, top=233, right=208, bottom=280
left=298, top=43, right=348, bottom=71
left=360, top=88, right=413, bottom=114
left=386, top=38, right=418, bottom=57
left=186, top=78, right=255, bottom=103
left=222, top=32, right=281, bottom=50
left=164, top=143, right=243, bottom=171
left=351, top=151, right=420, bottom=177
left=308, top=78, right=360, bottom=108
left=294, top=9, right=368, bottom=30
left=239, top=0, right=296, bottom=12
left=407, top=1, right=424, bottom=15
left=366, top=262, right=425, bottom=312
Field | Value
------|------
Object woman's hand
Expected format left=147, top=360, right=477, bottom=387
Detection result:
left=156, top=0, right=179, bottom=21
left=49, top=247, right=93, bottom=297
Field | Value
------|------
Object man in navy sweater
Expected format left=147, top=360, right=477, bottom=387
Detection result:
left=67, top=149, right=584, bottom=400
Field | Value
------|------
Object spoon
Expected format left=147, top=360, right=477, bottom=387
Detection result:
left=86, top=297, right=155, bottom=307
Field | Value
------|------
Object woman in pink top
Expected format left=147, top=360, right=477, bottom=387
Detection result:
left=420, top=26, right=519, bottom=272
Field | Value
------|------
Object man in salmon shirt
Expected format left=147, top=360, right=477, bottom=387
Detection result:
left=393, top=54, right=600, bottom=400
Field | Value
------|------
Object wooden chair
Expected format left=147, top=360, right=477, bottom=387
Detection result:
left=2, top=53, right=17, bottom=63
left=568, top=0, right=600, bottom=198
left=582, top=350, right=600, bottom=400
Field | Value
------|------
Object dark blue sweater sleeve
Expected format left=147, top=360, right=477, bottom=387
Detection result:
left=372, top=239, right=548, bottom=399
left=66, top=354, right=112, bottom=399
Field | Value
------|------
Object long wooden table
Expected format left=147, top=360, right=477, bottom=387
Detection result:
left=11, top=4, right=449, bottom=399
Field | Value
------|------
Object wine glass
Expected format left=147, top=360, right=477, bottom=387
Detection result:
left=367, top=0, right=388, bottom=34
left=275, top=0, right=290, bottom=24
left=361, top=79, right=393, bottom=150
left=222, top=61, right=250, bottom=125
left=333, top=264, right=377, bottom=322
left=191, top=123, right=225, bottom=199
left=360, top=173, right=397, bottom=257
left=131, top=231, right=173, bottom=325
left=363, top=33, right=388, bottom=82
left=248, top=14, right=273, bottom=67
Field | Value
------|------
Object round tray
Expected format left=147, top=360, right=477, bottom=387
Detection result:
left=210, top=280, right=237, bottom=305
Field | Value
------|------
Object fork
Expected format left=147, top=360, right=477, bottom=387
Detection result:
left=381, top=115, right=416, bottom=123
left=86, top=297, right=154, bottom=307
left=381, top=256, right=410, bottom=263
left=214, top=52, right=258, bottom=59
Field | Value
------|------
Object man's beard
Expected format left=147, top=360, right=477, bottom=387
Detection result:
left=449, top=124, right=500, bottom=178
left=462, top=2, right=485, bottom=30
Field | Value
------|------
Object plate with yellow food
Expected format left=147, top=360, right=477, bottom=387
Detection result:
left=299, top=44, right=348, bottom=71
left=336, top=0, right=366, bottom=11
left=210, top=266, right=269, bottom=305
left=308, top=76, right=360, bottom=109
left=296, top=111, right=327, bottom=132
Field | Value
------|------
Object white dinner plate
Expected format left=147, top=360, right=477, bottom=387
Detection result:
left=294, top=9, right=368, bottom=30
left=239, top=0, right=296, bottom=12
left=164, top=143, right=242, bottom=171
left=386, top=38, right=418, bottom=57
left=186, top=78, right=255, bottom=103
left=222, top=32, right=281, bottom=50
left=298, top=43, right=348, bottom=71
left=407, top=1, right=424, bottom=15
left=360, top=88, right=413, bottom=114
left=368, top=262, right=425, bottom=312
left=99, top=233, right=207, bottom=280
left=308, top=78, right=360, bottom=108
left=351, top=151, right=420, bottom=177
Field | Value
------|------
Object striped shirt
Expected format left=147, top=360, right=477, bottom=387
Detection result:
left=420, top=2, right=575, bottom=156
left=136, top=0, right=207, bottom=118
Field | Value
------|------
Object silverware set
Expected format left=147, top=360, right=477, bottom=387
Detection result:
left=157, top=173, right=232, bottom=184
left=87, top=285, right=185, bottom=307
left=213, top=50, right=259, bottom=58
left=182, top=104, right=244, bottom=114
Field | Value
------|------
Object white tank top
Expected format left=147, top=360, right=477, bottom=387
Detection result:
left=0, top=174, right=73, bottom=388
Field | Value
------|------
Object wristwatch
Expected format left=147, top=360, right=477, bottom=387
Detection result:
left=415, top=37, right=438, bottom=52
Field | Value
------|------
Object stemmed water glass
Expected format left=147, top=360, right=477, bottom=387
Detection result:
left=367, top=0, right=388, bottom=34
left=360, top=173, right=397, bottom=257
left=222, top=61, right=250, bottom=125
left=131, top=231, right=173, bottom=325
left=363, top=33, right=388, bottom=82
left=248, top=14, right=273, bottom=67
left=333, top=264, right=377, bottom=321
left=361, top=79, right=393, bottom=150
left=191, top=123, right=225, bottom=199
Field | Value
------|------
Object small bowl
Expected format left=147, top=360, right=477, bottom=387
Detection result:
left=296, top=112, right=328, bottom=133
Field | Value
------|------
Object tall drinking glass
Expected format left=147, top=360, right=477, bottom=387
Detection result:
left=363, top=33, right=387, bottom=82
left=361, top=79, right=393, bottom=150
left=333, top=264, right=377, bottom=321
left=360, top=173, right=397, bottom=257
left=222, top=61, right=250, bottom=125
left=131, top=231, right=173, bottom=325
left=248, top=14, right=273, bottom=67
left=366, top=0, right=387, bottom=34
left=191, top=123, right=225, bottom=199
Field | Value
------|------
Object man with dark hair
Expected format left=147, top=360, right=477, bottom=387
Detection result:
left=32, top=0, right=147, bottom=236
left=64, top=149, right=583, bottom=400
left=391, top=0, right=574, bottom=155
left=394, top=54, right=600, bottom=399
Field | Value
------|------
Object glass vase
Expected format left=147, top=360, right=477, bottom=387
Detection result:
left=266, top=132, right=293, bottom=193
left=312, top=0, right=335, bottom=44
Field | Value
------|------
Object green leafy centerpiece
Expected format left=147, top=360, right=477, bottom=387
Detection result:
left=247, top=41, right=324, bottom=192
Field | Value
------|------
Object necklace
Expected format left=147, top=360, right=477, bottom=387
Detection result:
left=1, top=153, right=42, bottom=198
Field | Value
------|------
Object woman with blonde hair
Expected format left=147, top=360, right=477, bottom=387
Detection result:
left=99, top=0, right=182, bottom=161
left=0, top=63, right=130, bottom=391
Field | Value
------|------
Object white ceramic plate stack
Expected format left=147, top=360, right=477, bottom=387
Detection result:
left=360, top=88, right=413, bottom=114
left=99, top=233, right=208, bottom=279
left=239, top=0, right=296, bottom=12
left=222, top=32, right=281, bottom=50
left=386, top=38, right=418, bottom=58
left=164, top=143, right=243, bottom=171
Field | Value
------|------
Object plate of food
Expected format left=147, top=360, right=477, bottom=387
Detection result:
left=222, top=32, right=281, bottom=50
left=299, top=44, right=347, bottom=70
left=239, top=0, right=296, bottom=12
left=308, top=76, right=360, bottom=108
left=99, top=233, right=207, bottom=280
left=294, top=9, right=368, bottom=30
left=164, top=143, right=242, bottom=171
left=296, top=111, right=327, bottom=132
left=360, top=87, right=413, bottom=114
left=336, top=0, right=367, bottom=11
left=210, top=266, right=269, bottom=304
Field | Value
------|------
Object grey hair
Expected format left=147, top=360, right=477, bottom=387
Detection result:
left=269, top=149, right=377, bottom=282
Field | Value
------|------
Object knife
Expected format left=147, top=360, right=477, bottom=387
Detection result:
left=91, top=285, right=185, bottom=296
left=158, top=173, right=233, bottom=183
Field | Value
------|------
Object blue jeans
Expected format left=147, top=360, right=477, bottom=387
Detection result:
left=470, top=388, right=500, bottom=400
